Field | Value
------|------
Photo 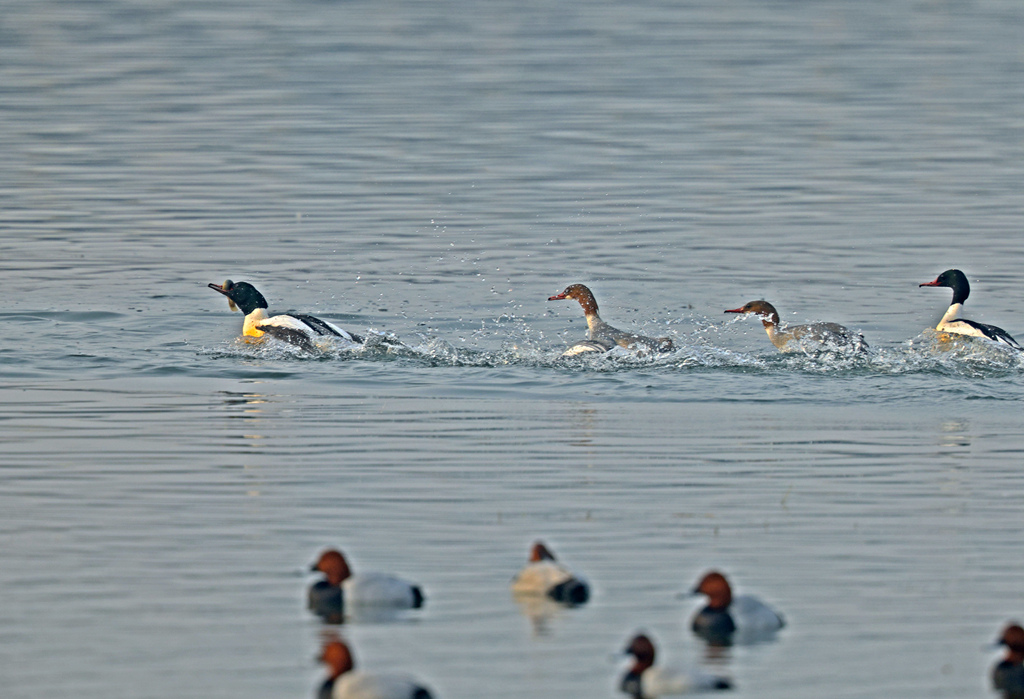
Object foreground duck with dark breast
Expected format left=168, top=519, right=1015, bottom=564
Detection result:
left=548, top=284, right=673, bottom=356
left=919, top=269, right=1022, bottom=350
left=724, top=300, right=866, bottom=354
left=208, top=280, right=361, bottom=352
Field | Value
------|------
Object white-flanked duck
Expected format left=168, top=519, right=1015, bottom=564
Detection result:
left=318, top=637, right=434, bottom=699
left=548, top=284, right=673, bottom=356
left=919, top=269, right=1022, bottom=350
left=689, top=571, right=785, bottom=646
left=992, top=623, right=1024, bottom=697
left=308, top=549, right=424, bottom=624
left=724, top=300, right=867, bottom=354
left=510, top=541, right=589, bottom=606
left=620, top=633, right=732, bottom=698
left=208, top=279, right=361, bottom=352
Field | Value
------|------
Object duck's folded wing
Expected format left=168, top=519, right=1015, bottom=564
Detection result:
left=964, top=319, right=1022, bottom=350
left=289, top=312, right=363, bottom=343
left=256, top=315, right=318, bottom=351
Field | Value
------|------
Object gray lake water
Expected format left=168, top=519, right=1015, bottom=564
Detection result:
left=2, top=1, right=1024, bottom=697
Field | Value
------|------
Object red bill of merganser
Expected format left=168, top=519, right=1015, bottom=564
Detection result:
left=317, top=637, right=434, bottom=699
left=992, top=623, right=1024, bottom=696
left=919, top=269, right=1022, bottom=350
left=308, top=548, right=424, bottom=624
left=724, top=300, right=867, bottom=354
left=620, top=633, right=732, bottom=697
left=510, top=541, right=589, bottom=606
left=689, top=571, right=785, bottom=646
left=547, top=283, right=673, bottom=356
left=208, top=279, right=362, bottom=352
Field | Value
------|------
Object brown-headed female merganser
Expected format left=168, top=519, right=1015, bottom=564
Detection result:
left=548, top=283, right=673, bottom=356
left=992, top=623, right=1024, bottom=695
left=919, top=269, right=1022, bottom=350
left=317, top=637, right=434, bottom=699
left=724, top=300, right=866, bottom=353
left=620, top=633, right=732, bottom=698
left=510, top=541, right=589, bottom=606
left=208, top=280, right=361, bottom=352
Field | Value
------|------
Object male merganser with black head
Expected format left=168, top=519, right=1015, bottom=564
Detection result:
left=548, top=284, right=673, bottom=356
left=208, top=280, right=361, bottom=352
left=724, top=300, right=866, bottom=354
left=308, top=548, right=424, bottom=624
left=919, top=269, right=1022, bottom=350
left=992, top=623, right=1024, bottom=697
left=689, top=571, right=785, bottom=646
left=620, top=633, right=732, bottom=698
left=510, top=541, right=589, bottom=606
left=317, top=637, right=434, bottom=699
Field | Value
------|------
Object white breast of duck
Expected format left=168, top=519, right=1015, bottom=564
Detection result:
left=548, top=284, right=673, bottom=356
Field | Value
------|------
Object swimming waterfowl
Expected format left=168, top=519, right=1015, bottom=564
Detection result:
left=318, top=637, right=434, bottom=699
left=992, top=623, right=1024, bottom=697
left=548, top=284, right=673, bottom=356
left=208, top=279, right=361, bottom=352
left=308, top=548, right=424, bottom=623
left=919, top=269, right=1022, bottom=350
left=510, top=541, right=589, bottom=606
left=724, top=300, right=866, bottom=353
left=689, top=571, right=785, bottom=646
left=620, top=633, right=732, bottom=698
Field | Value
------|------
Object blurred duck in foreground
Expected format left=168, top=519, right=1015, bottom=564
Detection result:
left=993, top=623, right=1024, bottom=698
left=318, top=637, right=434, bottom=699
left=510, top=541, right=589, bottom=606
left=308, top=548, right=424, bottom=623
left=724, top=299, right=866, bottom=354
left=620, top=633, right=732, bottom=697
left=209, top=279, right=362, bottom=352
left=548, top=284, right=673, bottom=356
left=689, top=571, right=785, bottom=646
left=919, top=269, right=1022, bottom=350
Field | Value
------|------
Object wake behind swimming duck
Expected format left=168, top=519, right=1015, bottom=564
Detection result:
left=208, top=280, right=362, bottom=352
left=548, top=284, right=673, bottom=356
left=724, top=300, right=867, bottom=354
left=919, top=269, right=1022, bottom=350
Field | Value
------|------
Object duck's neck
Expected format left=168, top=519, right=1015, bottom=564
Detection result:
left=939, top=303, right=962, bottom=326
left=583, top=310, right=603, bottom=333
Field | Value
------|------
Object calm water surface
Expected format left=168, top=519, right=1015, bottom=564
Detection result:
left=2, top=1, right=1023, bottom=698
